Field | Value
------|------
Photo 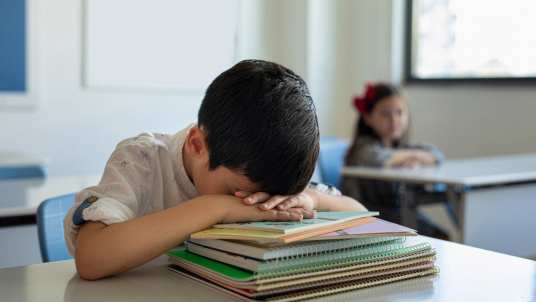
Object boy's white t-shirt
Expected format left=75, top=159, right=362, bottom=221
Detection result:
left=63, top=123, right=341, bottom=256
left=63, top=123, right=199, bottom=256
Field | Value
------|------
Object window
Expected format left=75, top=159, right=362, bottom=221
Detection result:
left=405, top=0, right=536, bottom=82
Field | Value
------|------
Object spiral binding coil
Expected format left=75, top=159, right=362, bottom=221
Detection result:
left=256, top=256, right=437, bottom=291
left=266, top=236, right=406, bottom=258
left=290, top=273, right=439, bottom=302
left=257, top=244, right=435, bottom=284
left=265, top=266, right=440, bottom=302
left=255, top=260, right=437, bottom=294
left=256, top=242, right=433, bottom=278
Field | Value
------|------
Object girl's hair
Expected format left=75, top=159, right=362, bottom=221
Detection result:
left=344, top=83, right=409, bottom=165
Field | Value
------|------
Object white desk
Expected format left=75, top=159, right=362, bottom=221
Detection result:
left=2, top=236, right=535, bottom=301
left=341, top=153, right=536, bottom=258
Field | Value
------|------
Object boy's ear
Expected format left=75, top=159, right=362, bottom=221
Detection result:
left=184, top=127, right=208, bottom=158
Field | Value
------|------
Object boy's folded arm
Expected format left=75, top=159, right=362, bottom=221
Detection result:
left=238, top=186, right=368, bottom=213
left=308, top=189, right=368, bottom=212
left=74, top=195, right=305, bottom=280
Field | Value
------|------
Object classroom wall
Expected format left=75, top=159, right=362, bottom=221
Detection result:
left=1, top=0, right=535, bottom=178
left=0, top=0, right=204, bottom=177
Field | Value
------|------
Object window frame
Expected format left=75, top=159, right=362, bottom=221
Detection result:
left=404, top=0, right=536, bottom=83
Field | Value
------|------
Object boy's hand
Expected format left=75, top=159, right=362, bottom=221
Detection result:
left=235, top=189, right=318, bottom=218
left=218, top=196, right=315, bottom=223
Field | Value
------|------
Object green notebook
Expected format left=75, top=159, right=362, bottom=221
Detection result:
left=168, top=250, right=255, bottom=281
left=185, top=238, right=405, bottom=273
left=167, top=242, right=435, bottom=282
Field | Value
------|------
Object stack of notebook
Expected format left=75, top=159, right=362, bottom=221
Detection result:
left=167, top=211, right=439, bottom=302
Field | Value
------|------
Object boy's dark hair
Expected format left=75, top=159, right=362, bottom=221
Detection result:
left=198, top=60, right=319, bottom=196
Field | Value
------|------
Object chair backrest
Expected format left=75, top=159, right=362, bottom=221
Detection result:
left=36, top=193, right=76, bottom=262
left=317, top=140, right=350, bottom=190
left=0, top=166, right=46, bottom=180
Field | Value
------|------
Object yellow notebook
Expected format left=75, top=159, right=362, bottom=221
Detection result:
left=191, top=217, right=376, bottom=243
left=212, top=211, right=379, bottom=234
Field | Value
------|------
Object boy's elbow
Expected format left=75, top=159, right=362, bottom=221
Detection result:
left=75, top=252, right=105, bottom=280
left=74, top=243, right=112, bottom=280
left=76, top=265, right=100, bottom=281
left=74, top=221, right=113, bottom=280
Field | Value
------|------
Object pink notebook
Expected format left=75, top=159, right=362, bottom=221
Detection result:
left=303, top=218, right=417, bottom=241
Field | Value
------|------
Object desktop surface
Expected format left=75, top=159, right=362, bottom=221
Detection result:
left=2, top=236, right=535, bottom=302
left=341, top=153, right=536, bottom=187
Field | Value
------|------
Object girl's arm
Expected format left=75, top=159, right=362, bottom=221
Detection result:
left=384, top=149, right=437, bottom=167
left=75, top=195, right=312, bottom=280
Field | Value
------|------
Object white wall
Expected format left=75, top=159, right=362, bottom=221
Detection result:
left=0, top=0, right=204, bottom=177
left=1, top=0, right=535, bottom=179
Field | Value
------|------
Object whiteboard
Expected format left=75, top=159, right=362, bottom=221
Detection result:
left=84, top=0, right=237, bottom=92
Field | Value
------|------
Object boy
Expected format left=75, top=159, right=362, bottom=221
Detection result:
left=64, top=60, right=367, bottom=280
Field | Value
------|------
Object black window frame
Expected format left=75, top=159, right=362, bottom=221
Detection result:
left=404, top=0, right=536, bottom=83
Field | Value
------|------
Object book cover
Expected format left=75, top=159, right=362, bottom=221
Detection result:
left=189, top=235, right=404, bottom=260
left=304, top=218, right=417, bottom=241
left=191, top=217, right=376, bottom=243
left=168, top=261, right=437, bottom=299
left=167, top=242, right=436, bottom=283
left=185, top=239, right=406, bottom=272
left=212, top=211, right=379, bottom=234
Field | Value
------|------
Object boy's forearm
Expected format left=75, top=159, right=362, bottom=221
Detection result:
left=311, top=190, right=368, bottom=212
left=75, top=195, right=224, bottom=280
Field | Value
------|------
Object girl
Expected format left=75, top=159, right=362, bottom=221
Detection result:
left=341, top=83, right=449, bottom=240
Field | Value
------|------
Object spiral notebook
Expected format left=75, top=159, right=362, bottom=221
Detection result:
left=168, top=263, right=439, bottom=301
left=167, top=246, right=439, bottom=301
left=167, top=242, right=436, bottom=283
left=305, top=218, right=417, bottom=241
left=188, top=235, right=404, bottom=261
left=184, top=238, right=406, bottom=272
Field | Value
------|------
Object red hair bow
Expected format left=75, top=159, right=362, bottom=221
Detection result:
left=353, top=83, right=376, bottom=113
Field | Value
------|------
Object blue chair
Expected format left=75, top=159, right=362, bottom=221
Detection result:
left=0, top=166, right=46, bottom=180
left=317, top=140, right=350, bottom=190
left=36, top=193, right=76, bottom=262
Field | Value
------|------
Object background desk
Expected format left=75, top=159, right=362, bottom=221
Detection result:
left=0, top=175, right=101, bottom=268
left=0, top=150, right=48, bottom=180
left=341, top=153, right=536, bottom=258
left=2, top=236, right=535, bottom=301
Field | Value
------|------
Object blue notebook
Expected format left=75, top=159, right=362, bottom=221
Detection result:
left=212, top=211, right=378, bottom=234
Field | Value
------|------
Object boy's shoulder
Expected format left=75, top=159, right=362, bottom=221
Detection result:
left=116, top=132, right=173, bottom=150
